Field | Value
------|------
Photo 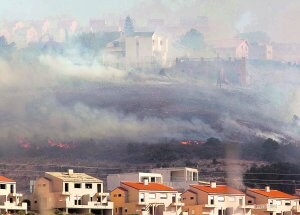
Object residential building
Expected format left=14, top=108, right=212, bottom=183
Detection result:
left=30, top=169, right=113, bottom=214
left=0, top=176, right=27, bottom=214
left=213, top=39, right=248, bottom=59
left=182, top=182, right=252, bottom=215
left=110, top=180, right=185, bottom=215
left=103, top=32, right=168, bottom=68
left=247, top=186, right=300, bottom=215
left=248, top=43, right=273, bottom=60
left=107, top=172, right=163, bottom=191
left=150, top=167, right=199, bottom=192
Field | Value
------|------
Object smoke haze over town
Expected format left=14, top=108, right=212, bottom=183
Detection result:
left=0, top=0, right=300, bottom=146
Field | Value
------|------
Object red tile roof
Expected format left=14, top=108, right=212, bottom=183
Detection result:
left=0, top=176, right=15, bottom=182
left=191, top=185, right=244, bottom=195
left=121, top=182, right=176, bottom=191
left=248, top=189, right=299, bottom=199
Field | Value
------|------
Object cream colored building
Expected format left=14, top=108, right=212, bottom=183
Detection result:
left=124, top=32, right=168, bottom=66
left=107, top=172, right=163, bottom=191
left=247, top=186, right=300, bottom=215
left=0, top=176, right=27, bottom=214
left=110, top=180, right=186, bottom=215
left=182, top=182, right=252, bottom=215
left=150, top=167, right=199, bottom=192
left=30, top=169, right=113, bottom=214
left=213, top=39, right=249, bottom=59
left=103, top=32, right=168, bottom=68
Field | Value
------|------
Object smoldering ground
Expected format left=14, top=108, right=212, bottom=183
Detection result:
left=0, top=53, right=300, bottom=144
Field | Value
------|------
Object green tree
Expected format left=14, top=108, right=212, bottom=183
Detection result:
left=179, top=28, right=205, bottom=50
left=124, top=16, right=135, bottom=36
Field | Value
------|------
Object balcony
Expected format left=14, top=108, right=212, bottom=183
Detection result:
left=66, top=201, right=113, bottom=209
left=239, top=204, right=254, bottom=209
left=8, top=193, right=22, bottom=197
left=204, top=204, right=216, bottom=208
left=171, top=201, right=184, bottom=207
left=254, top=204, right=277, bottom=211
left=1, top=202, right=27, bottom=210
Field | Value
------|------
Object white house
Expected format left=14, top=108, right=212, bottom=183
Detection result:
left=110, top=180, right=186, bottom=215
left=30, top=169, right=113, bottom=214
left=107, top=172, right=163, bottom=192
left=0, top=176, right=27, bottom=214
left=247, top=186, right=300, bottom=215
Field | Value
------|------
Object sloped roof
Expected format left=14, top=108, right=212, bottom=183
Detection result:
left=0, top=176, right=15, bottom=183
left=121, top=181, right=176, bottom=191
left=191, top=184, right=244, bottom=195
left=248, top=189, right=299, bottom=199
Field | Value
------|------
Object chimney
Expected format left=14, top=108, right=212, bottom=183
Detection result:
left=68, top=169, right=74, bottom=175
left=265, top=186, right=270, bottom=192
left=210, top=181, right=217, bottom=188
left=144, top=179, right=149, bottom=185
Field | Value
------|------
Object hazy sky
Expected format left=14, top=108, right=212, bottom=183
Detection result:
left=1, top=0, right=300, bottom=42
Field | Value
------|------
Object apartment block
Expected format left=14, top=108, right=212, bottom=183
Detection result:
left=0, top=176, right=27, bottom=214
left=110, top=180, right=186, bottom=215
left=107, top=172, right=163, bottom=191
left=150, top=167, right=199, bottom=192
left=30, top=169, right=113, bottom=214
left=182, top=182, right=252, bottom=215
left=247, top=186, right=300, bottom=215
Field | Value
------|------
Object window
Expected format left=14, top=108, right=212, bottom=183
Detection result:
left=285, top=201, right=291, bottom=206
left=78, top=199, right=81, bottom=205
left=140, top=193, right=145, bottom=202
left=118, top=194, right=122, bottom=197
left=90, top=197, right=93, bottom=201
left=10, top=185, right=14, bottom=193
left=149, top=193, right=156, bottom=199
left=97, top=184, right=102, bottom=193
left=217, top=196, right=225, bottom=202
left=74, top=200, right=77, bottom=205
left=239, top=198, right=243, bottom=205
left=160, top=193, right=167, bottom=199
left=74, top=183, right=81, bottom=188
left=64, top=183, right=69, bottom=192
left=124, top=209, right=127, bottom=213
left=85, top=183, right=92, bottom=189
left=218, top=209, right=222, bottom=215
left=115, top=208, right=118, bottom=212
left=228, top=197, right=235, bottom=202
left=114, top=194, right=117, bottom=197
left=0, top=184, right=6, bottom=189
left=151, top=177, right=155, bottom=182
left=9, top=198, right=13, bottom=203
left=190, top=197, right=194, bottom=200
left=209, top=196, right=214, bottom=205
left=172, top=194, right=176, bottom=203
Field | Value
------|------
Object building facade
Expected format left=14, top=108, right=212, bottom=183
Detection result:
left=150, top=167, right=199, bottom=192
left=182, top=182, right=252, bottom=215
left=0, top=176, right=27, bottom=214
left=247, top=186, right=300, bottom=215
left=30, top=169, right=113, bottom=214
left=110, top=180, right=185, bottom=215
left=107, top=172, right=163, bottom=192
